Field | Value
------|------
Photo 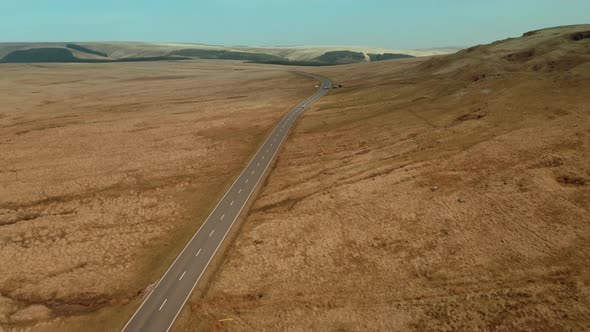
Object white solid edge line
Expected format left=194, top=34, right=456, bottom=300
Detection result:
left=162, top=75, right=330, bottom=332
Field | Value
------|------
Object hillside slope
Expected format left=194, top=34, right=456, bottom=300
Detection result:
left=179, top=24, right=590, bottom=331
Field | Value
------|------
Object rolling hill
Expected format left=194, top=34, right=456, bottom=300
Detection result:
left=0, top=42, right=459, bottom=65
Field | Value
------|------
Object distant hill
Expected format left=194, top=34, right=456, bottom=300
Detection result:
left=1, top=48, right=78, bottom=63
left=315, top=50, right=368, bottom=64
left=0, top=47, right=189, bottom=64
left=169, top=49, right=285, bottom=62
left=0, top=42, right=459, bottom=65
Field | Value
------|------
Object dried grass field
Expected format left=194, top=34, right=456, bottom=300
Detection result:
left=0, top=60, right=315, bottom=331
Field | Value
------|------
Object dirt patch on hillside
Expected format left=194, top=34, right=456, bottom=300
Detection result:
left=504, top=49, right=535, bottom=62
left=176, top=25, right=590, bottom=331
left=0, top=60, right=315, bottom=331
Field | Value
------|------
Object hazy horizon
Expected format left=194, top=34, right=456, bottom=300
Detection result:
left=1, top=0, right=588, bottom=49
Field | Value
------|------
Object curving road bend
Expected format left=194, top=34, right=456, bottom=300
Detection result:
left=121, top=73, right=332, bottom=332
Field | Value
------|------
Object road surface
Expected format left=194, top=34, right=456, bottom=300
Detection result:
left=121, top=73, right=332, bottom=332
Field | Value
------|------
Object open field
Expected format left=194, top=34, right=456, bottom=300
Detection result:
left=179, top=25, right=590, bottom=331
left=0, top=60, right=316, bottom=331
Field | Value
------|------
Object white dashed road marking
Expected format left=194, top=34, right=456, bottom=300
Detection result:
left=209, top=230, right=215, bottom=237
left=230, top=200, right=234, bottom=206
left=179, top=271, right=186, bottom=281
left=159, top=299, right=167, bottom=311
left=195, top=248, right=202, bottom=257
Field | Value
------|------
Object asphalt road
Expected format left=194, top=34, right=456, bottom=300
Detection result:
left=121, top=73, right=332, bottom=332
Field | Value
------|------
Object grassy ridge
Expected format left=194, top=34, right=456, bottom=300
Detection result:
left=169, top=49, right=285, bottom=62
left=1, top=48, right=78, bottom=63
left=0, top=48, right=189, bottom=63
left=1, top=47, right=415, bottom=65
left=368, top=53, right=415, bottom=61
left=315, top=50, right=366, bottom=64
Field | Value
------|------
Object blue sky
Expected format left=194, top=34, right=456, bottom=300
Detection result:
left=0, top=0, right=588, bottom=49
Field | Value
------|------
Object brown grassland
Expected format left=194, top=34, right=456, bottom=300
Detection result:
left=0, top=61, right=315, bottom=331
left=177, top=25, right=590, bottom=331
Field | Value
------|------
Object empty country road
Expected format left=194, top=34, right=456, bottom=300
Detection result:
left=121, top=72, right=332, bottom=332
